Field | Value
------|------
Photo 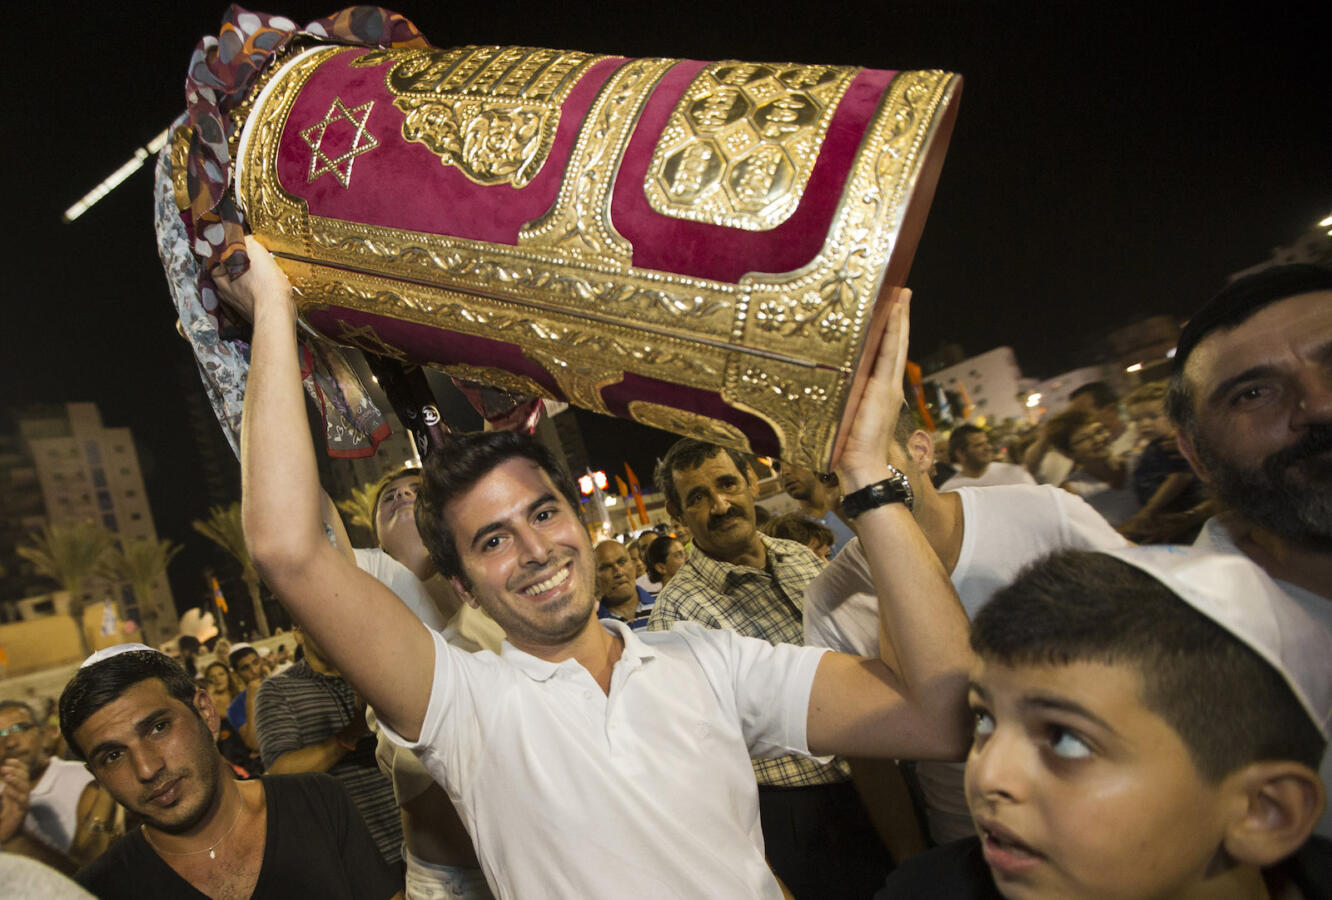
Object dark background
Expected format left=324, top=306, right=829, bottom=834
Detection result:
left=3, top=1, right=1327, bottom=615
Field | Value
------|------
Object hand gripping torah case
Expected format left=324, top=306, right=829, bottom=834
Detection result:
left=228, top=43, right=960, bottom=468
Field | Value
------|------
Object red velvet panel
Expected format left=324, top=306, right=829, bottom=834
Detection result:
left=611, top=66, right=897, bottom=283
left=600, top=373, right=782, bottom=458
left=276, top=51, right=627, bottom=246
left=303, top=306, right=566, bottom=399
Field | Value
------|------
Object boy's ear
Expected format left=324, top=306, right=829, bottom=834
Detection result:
left=1221, top=760, right=1324, bottom=868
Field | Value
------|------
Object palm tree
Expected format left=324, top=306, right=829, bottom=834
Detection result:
left=102, top=537, right=182, bottom=631
left=192, top=503, right=270, bottom=637
left=336, top=480, right=380, bottom=537
left=16, top=521, right=118, bottom=654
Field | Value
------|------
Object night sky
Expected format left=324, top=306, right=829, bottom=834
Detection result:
left=3, top=1, right=1327, bottom=614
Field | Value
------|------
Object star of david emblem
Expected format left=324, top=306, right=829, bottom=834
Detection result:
left=301, top=98, right=379, bottom=188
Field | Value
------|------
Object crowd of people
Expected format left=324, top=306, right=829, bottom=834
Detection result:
left=2, top=252, right=1329, bottom=899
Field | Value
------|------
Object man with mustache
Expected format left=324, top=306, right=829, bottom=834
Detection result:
left=646, top=439, right=889, bottom=899
left=59, top=645, right=401, bottom=899
left=1165, top=262, right=1332, bottom=836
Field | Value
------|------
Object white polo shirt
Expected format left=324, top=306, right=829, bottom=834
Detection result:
left=383, top=618, right=828, bottom=899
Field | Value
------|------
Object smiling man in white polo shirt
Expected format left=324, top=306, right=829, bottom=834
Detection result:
left=225, top=240, right=972, bottom=898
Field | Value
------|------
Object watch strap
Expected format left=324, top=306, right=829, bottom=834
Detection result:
left=840, top=466, right=914, bottom=518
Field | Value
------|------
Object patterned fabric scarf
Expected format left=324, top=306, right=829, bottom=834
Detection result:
left=163, top=5, right=549, bottom=456
left=160, top=6, right=426, bottom=459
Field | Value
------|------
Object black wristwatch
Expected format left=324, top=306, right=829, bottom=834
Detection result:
left=840, top=465, right=914, bottom=518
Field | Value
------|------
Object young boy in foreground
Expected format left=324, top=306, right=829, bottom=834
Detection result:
left=881, top=546, right=1331, bottom=899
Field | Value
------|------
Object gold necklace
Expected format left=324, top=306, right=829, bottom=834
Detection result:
left=141, top=797, right=243, bottom=861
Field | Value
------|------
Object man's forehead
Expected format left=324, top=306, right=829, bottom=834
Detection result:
left=596, top=542, right=628, bottom=563
left=446, top=458, right=568, bottom=524
left=0, top=705, right=34, bottom=725
left=77, top=679, right=180, bottom=737
left=674, top=451, right=743, bottom=485
left=1185, top=291, right=1332, bottom=389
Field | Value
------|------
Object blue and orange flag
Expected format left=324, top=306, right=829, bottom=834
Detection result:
left=210, top=575, right=229, bottom=614
left=624, top=463, right=650, bottom=528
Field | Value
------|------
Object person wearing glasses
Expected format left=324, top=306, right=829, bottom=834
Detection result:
left=1, top=699, right=117, bottom=870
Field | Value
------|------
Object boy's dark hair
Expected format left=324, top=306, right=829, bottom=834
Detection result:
left=972, top=551, right=1326, bottom=781
left=948, top=424, right=985, bottom=463
left=1070, top=381, right=1118, bottom=410
left=228, top=647, right=258, bottom=670
left=59, top=650, right=202, bottom=761
left=1041, top=407, right=1095, bottom=456
left=415, top=430, right=581, bottom=581
left=1166, top=263, right=1332, bottom=435
left=654, top=439, right=752, bottom=514
left=369, top=464, right=422, bottom=545
left=761, top=512, right=835, bottom=550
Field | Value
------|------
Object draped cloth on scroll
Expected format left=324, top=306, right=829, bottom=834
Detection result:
left=184, top=12, right=962, bottom=468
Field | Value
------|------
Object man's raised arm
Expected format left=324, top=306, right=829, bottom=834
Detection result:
left=806, top=291, right=973, bottom=761
left=222, top=236, right=434, bottom=741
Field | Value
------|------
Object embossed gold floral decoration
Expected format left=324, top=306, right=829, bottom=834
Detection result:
left=351, top=46, right=604, bottom=188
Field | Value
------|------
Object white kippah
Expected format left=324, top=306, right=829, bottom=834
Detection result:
left=79, top=643, right=161, bottom=669
left=228, top=642, right=254, bottom=655
left=1104, top=545, right=1332, bottom=740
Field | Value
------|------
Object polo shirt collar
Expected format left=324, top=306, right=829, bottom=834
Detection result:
left=499, top=617, right=656, bottom=683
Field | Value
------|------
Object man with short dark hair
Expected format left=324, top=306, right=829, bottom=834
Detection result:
left=226, top=643, right=266, bottom=770
left=59, top=645, right=401, bottom=899
left=225, top=244, right=971, bottom=899
left=776, top=461, right=856, bottom=555
left=647, top=438, right=890, bottom=897
left=0, top=699, right=115, bottom=872
left=939, top=424, right=1036, bottom=491
left=1165, top=262, right=1332, bottom=836
left=594, top=540, right=654, bottom=629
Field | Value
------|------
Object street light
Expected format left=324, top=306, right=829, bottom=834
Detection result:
left=63, top=126, right=172, bottom=223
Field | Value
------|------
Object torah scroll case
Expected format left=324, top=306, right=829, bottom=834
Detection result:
left=220, top=42, right=960, bottom=468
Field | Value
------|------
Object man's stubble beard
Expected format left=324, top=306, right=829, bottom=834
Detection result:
left=1197, top=423, right=1332, bottom=552
left=136, top=716, right=222, bottom=836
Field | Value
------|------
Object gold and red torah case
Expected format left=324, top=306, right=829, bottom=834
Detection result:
left=224, top=43, right=960, bottom=468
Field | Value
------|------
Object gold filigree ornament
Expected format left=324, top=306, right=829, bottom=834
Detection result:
left=644, top=62, right=857, bottom=230
left=518, top=55, right=678, bottom=260
left=351, top=46, right=606, bottom=188
left=432, top=364, right=551, bottom=401
left=301, top=97, right=379, bottom=188
left=626, top=402, right=752, bottom=455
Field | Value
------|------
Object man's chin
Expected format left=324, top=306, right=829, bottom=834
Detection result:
left=137, top=792, right=213, bottom=835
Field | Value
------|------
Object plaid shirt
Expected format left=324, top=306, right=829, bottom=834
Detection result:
left=647, top=535, right=850, bottom=787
